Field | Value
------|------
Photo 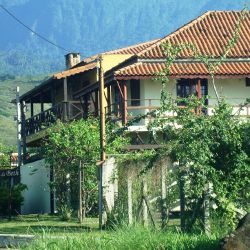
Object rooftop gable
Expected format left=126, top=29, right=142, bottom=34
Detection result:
left=137, top=11, right=250, bottom=59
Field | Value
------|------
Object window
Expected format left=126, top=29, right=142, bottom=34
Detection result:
left=246, top=78, right=250, bottom=87
left=130, top=79, right=140, bottom=106
left=176, top=78, right=208, bottom=106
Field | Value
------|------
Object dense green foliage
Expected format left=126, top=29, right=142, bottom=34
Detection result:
left=0, top=183, right=27, bottom=215
left=0, top=0, right=246, bottom=75
left=0, top=140, right=14, bottom=166
left=44, top=118, right=100, bottom=215
left=152, top=98, right=250, bottom=231
left=43, top=118, right=128, bottom=216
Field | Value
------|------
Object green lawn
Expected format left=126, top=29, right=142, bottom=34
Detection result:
left=0, top=215, right=220, bottom=250
left=0, top=214, right=98, bottom=235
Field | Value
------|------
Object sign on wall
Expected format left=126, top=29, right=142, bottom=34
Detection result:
left=0, top=168, right=20, bottom=177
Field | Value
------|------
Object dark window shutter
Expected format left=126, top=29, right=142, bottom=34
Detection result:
left=130, top=79, right=140, bottom=106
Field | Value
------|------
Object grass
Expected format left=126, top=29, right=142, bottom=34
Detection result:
left=0, top=214, right=98, bottom=235
left=20, top=225, right=220, bottom=250
left=0, top=215, right=220, bottom=249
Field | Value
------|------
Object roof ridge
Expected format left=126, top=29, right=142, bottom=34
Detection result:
left=103, top=38, right=160, bottom=55
left=137, top=10, right=249, bottom=58
left=115, top=61, right=142, bottom=74
left=137, top=11, right=212, bottom=57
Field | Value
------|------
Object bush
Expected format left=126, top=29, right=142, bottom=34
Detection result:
left=0, top=183, right=27, bottom=216
left=59, top=205, right=73, bottom=221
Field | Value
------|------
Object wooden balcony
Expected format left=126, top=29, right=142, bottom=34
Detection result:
left=105, top=98, right=250, bottom=125
left=24, top=98, right=250, bottom=139
left=24, top=101, right=84, bottom=137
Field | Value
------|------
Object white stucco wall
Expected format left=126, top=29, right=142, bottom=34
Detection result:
left=127, top=78, right=250, bottom=126
left=102, top=157, right=118, bottom=213
left=141, top=78, right=250, bottom=105
left=20, top=159, right=51, bottom=214
left=207, top=78, right=249, bottom=105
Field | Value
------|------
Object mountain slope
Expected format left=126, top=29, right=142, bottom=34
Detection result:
left=0, top=0, right=247, bottom=75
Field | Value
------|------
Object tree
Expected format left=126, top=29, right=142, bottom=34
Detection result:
left=43, top=117, right=128, bottom=220
left=44, top=118, right=100, bottom=218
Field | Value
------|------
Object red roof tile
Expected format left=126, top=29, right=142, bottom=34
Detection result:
left=137, top=11, right=250, bottom=59
left=53, top=62, right=96, bottom=79
left=74, top=39, right=160, bottom=67
left=104, top=39, right=159, bottom=55
left=114, top=62, right=250, bottom=79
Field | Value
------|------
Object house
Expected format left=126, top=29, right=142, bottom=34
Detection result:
left=17, top=11, right=250, bottom=215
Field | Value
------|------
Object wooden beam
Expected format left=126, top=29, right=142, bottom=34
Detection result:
left=99, top=56, right=106, bottom=162
left=122, top=81, right=127, bottom=125
left=116, top=80, right=124, bottom=99
left=95, top=90, right=99, bottom=116
left=63, top=77, right=68, bottom=102
left=107, top=85, right=111, bottom=115
left=98, top=55, right=106, bottom=229
left=50, top=84, right=55, bottom=105
left=63, top=78, right=68, bottom=120
left=197, top=79, right=201, bottom=99
left=40, top=94, right=44, bottom=113
left=30, top=99, right=34, bottom=117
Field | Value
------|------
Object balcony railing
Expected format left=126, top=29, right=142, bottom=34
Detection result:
left=25, top=101, right=84, bottom=136
left=24, top=98, right=250, bottom=137
left=105, top=98, right=250, bottom=124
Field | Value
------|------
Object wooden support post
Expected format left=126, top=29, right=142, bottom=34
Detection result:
left=95, top=90, right=99, bottom=116
left=21, top=101, right=27, bottom=164
left=197, top=79, right=201, bottom=99
left=63, top=77, right=68, bottom=121
left=79, top=160, right=83, bottom=224
left=107, top=85, right=111, bottom=115
left=83, top=95, right=89, bottom=118
left=50, top=84, right=55, bottom=106
left=99, top=56, right=106, bottom=161
left=161, top=161, right=167, bottom=229
left=127, top=174, right=133, bottom=225
left=142, top=177, right=148, bottom=227
left=30, top=99, right=34, bottom=117
left=98, top=55, right=106, bottom=229
left=122, top=81, right=127, bottom=125
left=204, top=182, right=212, bottom=235
left=16, top=87, right=22, bottom=167
left=40, top=94, right=44, bottom=113
left=179, top=167, right=186, bottom=232
left=64, top=77, right=68, bottom=102
left=82, top=165, right=86, bottom=220
left=197, top=79, right=202, bottom=114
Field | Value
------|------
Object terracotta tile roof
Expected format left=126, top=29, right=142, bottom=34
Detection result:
left=114, top=61, right=250, bottom=79
left=53, top=62, right=96, bottom=79
left=74, top=39, right=160, bottom=67
left=137, top=11, right=250, bottom=59
left=103, top=39, right=159, bottom=55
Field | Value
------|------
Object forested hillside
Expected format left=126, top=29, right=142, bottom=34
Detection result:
left=0, top=0, right=246, bottom=75
left=0, top=0, right=247, bottom=146
left=0, top=75, right=46, bottom=146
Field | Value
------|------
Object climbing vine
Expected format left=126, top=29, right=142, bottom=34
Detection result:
left=115, top=6, right=249, bottom=232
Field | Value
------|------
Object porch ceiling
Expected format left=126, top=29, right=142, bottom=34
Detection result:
left=19, top=62, right=97, bottom=103
left=114, top=61, right=250, bottom=79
